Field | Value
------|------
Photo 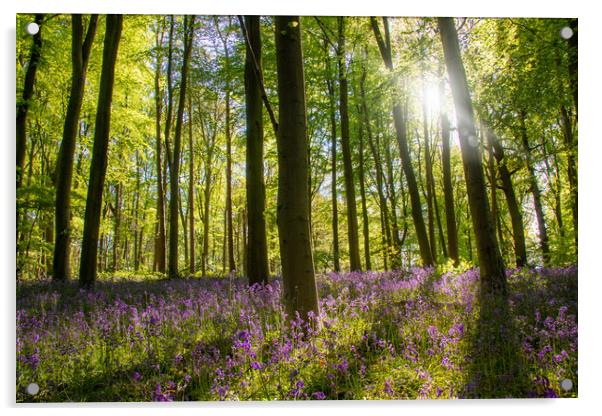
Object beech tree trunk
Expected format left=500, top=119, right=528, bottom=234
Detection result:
left=337, top=17, right=362, bottom=271
left=79, top=14, right=123, bottom=287
left=490, top=132, right=527, bottom=268
left=243, top=16, right=270, bottom=284
left=153, top=17, right=167, bottom=274
left=440, top=112, right=459, bottom=265
left=371, top=17, right=433, bottom=266
left=274, top=16, right=319, bottom=320
left=112, top=182, right=122, bottom=271
left=53, top=14, right=98, bottom=281
left=422, top=77, right=437, bottom=261
left=519, top=110, right=550, bottom=266
left=167, top=16, right=195, bottom=279
left=439, top=17, right=506, bottom=298
left=358, top=126, right=372, bottom=270
left=17, top=13, right=44, bottom=190
left=326, top=76, right=341, bottom=272
left=188, top=86, right=195, bottom=275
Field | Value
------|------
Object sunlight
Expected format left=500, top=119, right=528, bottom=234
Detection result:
left=423, top=82, right=441, bottom=114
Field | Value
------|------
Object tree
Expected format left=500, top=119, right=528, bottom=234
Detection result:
left=519, top=110, right=550, bottom=266
left=17, top=14, right=44, bottom=191
left=79, top=14, right=123, bottom=287
left=438, top=17, right=506, bottom=298
left=336, top=17, right=362, bottom=271
left=188, top=83, right=196, bottom=275
left=215, top=17, right=236, bottom=275
left=371, top=17, right=434, bottom=267
left=440, top=109, right=459, bottom=266
left=489, top=130, right=527, bottom=268
left=153, top=17, right=167, bottom=274
left=53, top=14, right=98, bottom=281
left=167, top=15, right=195, bottom=279
left=243, top=15, right=270, bottom=284
left=274, top=16, right=319, bottom=320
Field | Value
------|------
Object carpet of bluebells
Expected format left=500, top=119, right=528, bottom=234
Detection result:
left=16, top=266, right=577, bottom=402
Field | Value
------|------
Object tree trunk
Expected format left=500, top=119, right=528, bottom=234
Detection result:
left=490, top=132, right=527, bottom=268
left=274, top=16, right=319, bottom=320
left=17, top=13, right=44, bottom=190
left=53, top=14, right=98, bottom=281
left=112, top=182, right=122, bottom=271
left=382, top=131, right=402, bottom=268
left=215, top=17, right=236, bottom=274
left=422, top=78, right=437, bottom=261
left=371, top=17, right=433, bottom=266
left=188, top=85, right=196, bottom=275
left=360, top=62, right=392, bottom=269
left=243, top=15, right=270, bottom=284
left=484, top=124, right=505, bottom=253
left=79, top=15, right=123, bottom=288
left=519, top=110, right=550, bottom=266
left=438, top=17, right=506, bottom=298
left=358, top=126, right=372, bottom=270
left=440, top=111, right=459, bottom=265
left=337, top=17, right=361, bottom=271
left=167, top=16, right=195, bottom=279
left=326, top=77, right=341, bottom=272
left=560, top=105, right=577, bottom=248
left=153, top=17, right=167, bottom=274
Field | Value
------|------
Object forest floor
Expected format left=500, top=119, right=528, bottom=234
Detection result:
left=16, top=265, right=577, bottom=402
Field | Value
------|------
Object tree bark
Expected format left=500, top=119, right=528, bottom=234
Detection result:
left=243, top=16, right=270, bottom=284
left=53, top=14, right=98, bottom=281
left=358, top=126, right=372, bottom=270
left=188, top=85, right=196, bottom=275
left=360, top=62, right=392, bottom=269
left=112, top=182, right=122, bottom=271
left=153, top=17, right=167, bottom=274
left=167, top=16, right=195, bottom=279
left=519, top=110, right=550, bottom=266
left=326, top=76, right=341, bottom=272
left=490, top=132, right=527, bottom=268
left=438, top=17, right=506, bottom=298
left=440, top=111, right=459, bottom=265
left=371, top=17, right=433, bottom=266
left=422, top=77, right=437, bottom=261
left=337, top=17, right=361, bottom=271
left=215, top=17, right=236, bottom=274
left=79, top=14, right=123, bottom=288
left=17, top=13, right=44, bottom=190
left=274, top=16, right=319, bottom=320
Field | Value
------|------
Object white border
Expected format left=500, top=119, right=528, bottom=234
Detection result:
left=2, top=1, right=600, bottom=416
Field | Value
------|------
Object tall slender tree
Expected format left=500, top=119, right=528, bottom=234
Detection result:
left=167, top=15, right=195, bottom=279
left=371, top=17, right=433, bottom=266
left=337, top=17, right=362, bottom=271
left=490, top=130, right=527, bottom=268
left=519, top=110, right=550, bottom=266
left=153, top=17, right=167, bottom=274
left=188, top=83, right=196, bottom=275
left=243, top=15, right=270, bottom=284
left=79, top=14, right=123, bottom=287
left=438, top=17, right=506, bottom=298
left=215, top=17, right=236, bottom=274
left=17, top=14, right=44, bottom=191
left=53, top=14, right=98, bottom=281
left=274, top=16, right=319, bottom=320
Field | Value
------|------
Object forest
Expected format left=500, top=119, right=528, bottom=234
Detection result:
left=16, top=14, right=577, bottom=402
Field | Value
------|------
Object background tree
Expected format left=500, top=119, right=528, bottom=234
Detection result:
left=79, top=14, right=123, bottom=287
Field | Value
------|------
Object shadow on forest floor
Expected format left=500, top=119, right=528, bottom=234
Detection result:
left=460, top=295, right=531, bottom=398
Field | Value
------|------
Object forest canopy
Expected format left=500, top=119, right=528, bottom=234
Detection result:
left=16, top=15, right=577, bottom=282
